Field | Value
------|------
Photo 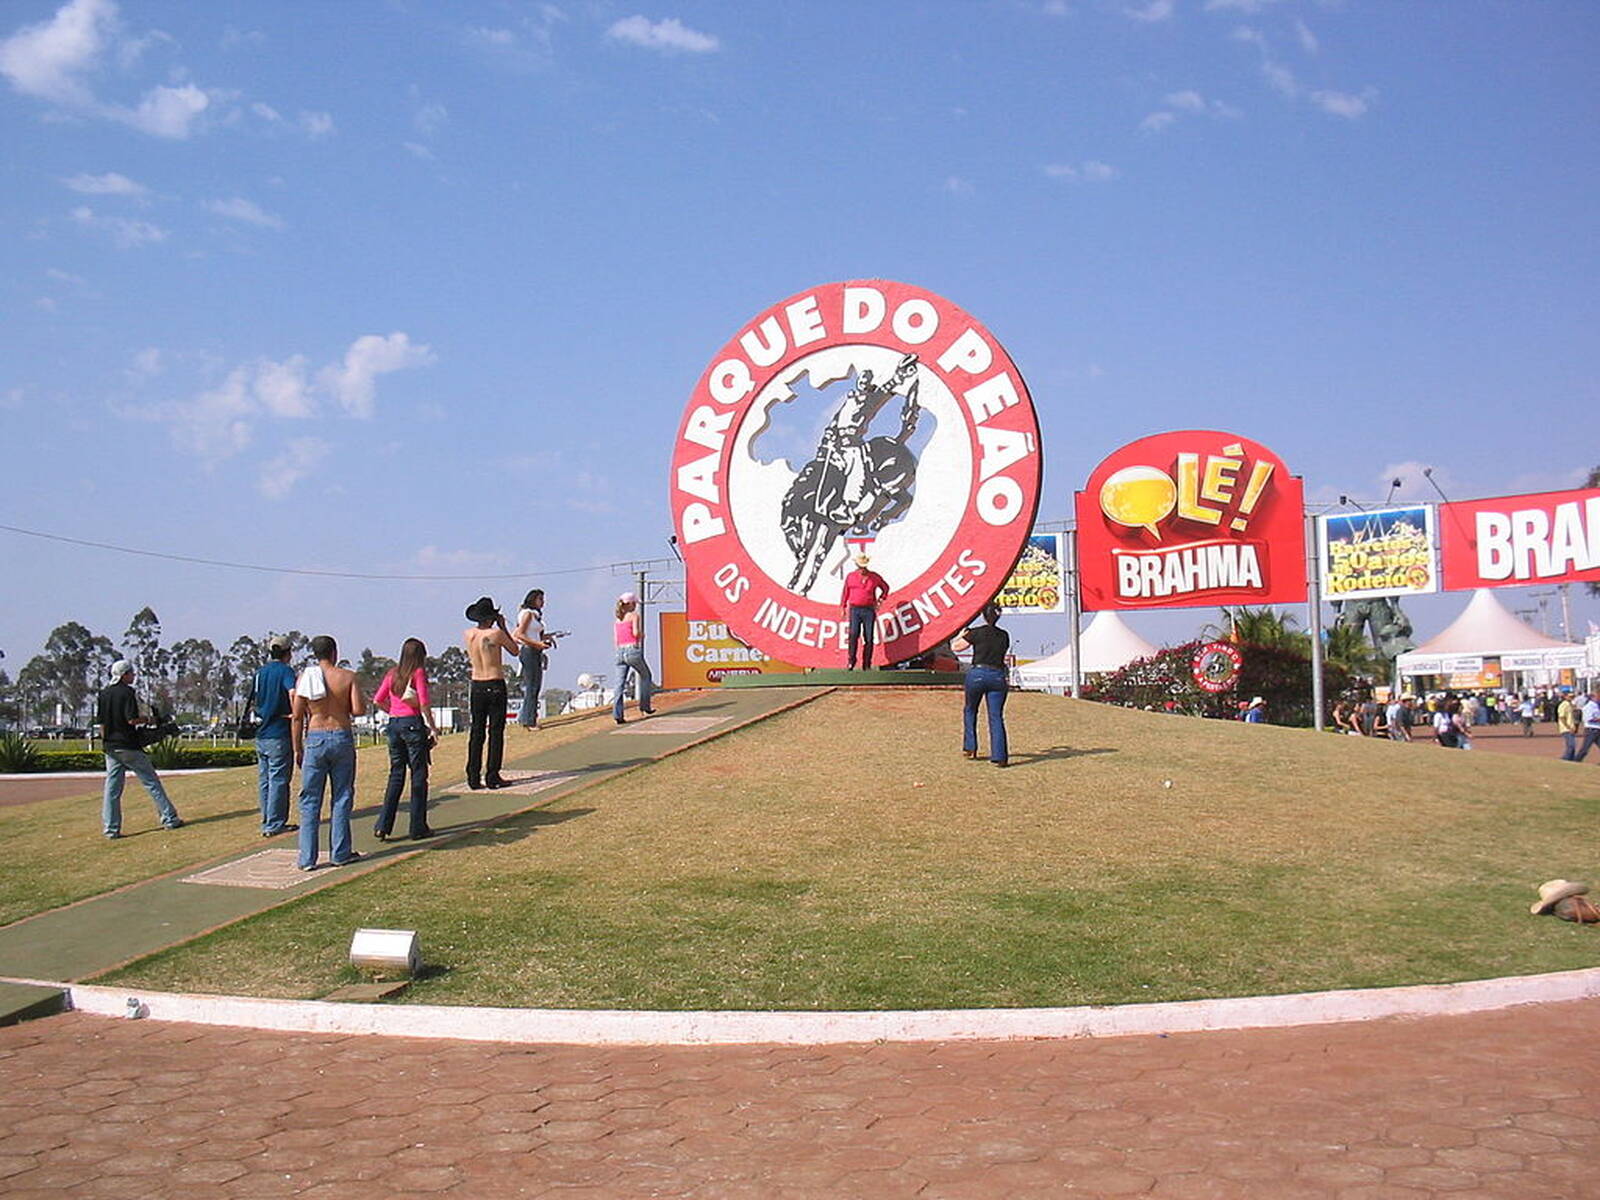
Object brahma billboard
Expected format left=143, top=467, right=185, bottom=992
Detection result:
left=670, top=280, right=1042, bottom=669
left=1438, top=486, right=1600, bottom=591
left=1075, top=430, right=1306, bottom=611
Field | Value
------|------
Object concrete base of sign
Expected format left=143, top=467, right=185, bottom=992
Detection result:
left=721, top=669, right=964, bottom=689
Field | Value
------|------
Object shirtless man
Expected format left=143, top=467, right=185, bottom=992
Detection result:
left=464, top=596, right=518, bottom=789
left=291, top=635, right=366, bottom=870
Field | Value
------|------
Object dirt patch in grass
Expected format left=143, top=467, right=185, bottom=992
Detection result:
left=100, top=691, right=1600, bottom=1009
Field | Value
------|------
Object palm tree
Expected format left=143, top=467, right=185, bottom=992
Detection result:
left=1323, top=621, right=1383, bottom=678
left=1204, top=607, right=1312, bottom=654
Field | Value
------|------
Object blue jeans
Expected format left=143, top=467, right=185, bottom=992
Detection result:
left=297, top=730, right=356, bottom=867
left=256, top=735, right=293, bottom=834
left=1576, top=728, right=1600, bottom=763
left=963, top=666, right=1009, bottom=764
left=614, top=646, right=655, bottom=721
left=103, top=747, right=180, bottom=836
left=1562, top=731, right=1579, bottom=761
left=518, top=644, right=544, bottom=728
left=847, top=606, right=877, bottom=669
left=376, top=717, right=430, bottom=838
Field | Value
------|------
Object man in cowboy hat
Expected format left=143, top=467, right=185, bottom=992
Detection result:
left=1243, top=696, right=1266, bottom=724
left=840, top=552, right=889, bottom=670
left=463, top=597, right=518, bottom=789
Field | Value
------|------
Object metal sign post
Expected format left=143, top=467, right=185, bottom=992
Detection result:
left=1306, top=513, right=1325, bottom=731
left=1065, top=529, right=1083, bottom=700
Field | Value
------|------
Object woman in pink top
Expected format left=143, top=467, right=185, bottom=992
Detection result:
left=612, top=592, right=656, bottom=724
left=371, top=638, right=439, bottom=840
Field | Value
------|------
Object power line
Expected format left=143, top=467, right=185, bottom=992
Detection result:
left=0, top=522, right=676, bottom=582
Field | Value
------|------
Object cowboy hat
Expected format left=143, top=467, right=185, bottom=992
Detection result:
left=464, top=596, right=500, bottom=623
left=1531, top=879, right=1590, bottom=915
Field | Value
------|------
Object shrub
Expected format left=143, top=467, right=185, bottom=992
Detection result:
left=0, top=732, right=43, bottom=772
left=1085, top=639, right=1350, bottom=727
left=29, top=744, right=256, bottom=773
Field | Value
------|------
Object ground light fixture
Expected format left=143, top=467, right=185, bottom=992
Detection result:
left=349, top=928, right=422, bottom=978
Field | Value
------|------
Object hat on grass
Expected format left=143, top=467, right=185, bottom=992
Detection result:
left=110, top=659, right=133, bottom=680
left=1531, top=879, right=1590, bottom=915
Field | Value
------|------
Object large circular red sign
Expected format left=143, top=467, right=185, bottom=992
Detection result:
left=670, top=280, right=1042, bottom=669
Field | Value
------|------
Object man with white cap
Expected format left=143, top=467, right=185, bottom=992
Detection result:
left=1243, top=696, right=1266, bottom=724
left=95, top=660, right=183, bottom=839
left=840, top=552, right=889, bottom=670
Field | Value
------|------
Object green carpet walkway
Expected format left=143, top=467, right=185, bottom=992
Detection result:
left=0, top=687, right=828, bottom=1014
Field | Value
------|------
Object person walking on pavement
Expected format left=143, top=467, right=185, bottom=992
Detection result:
left=1557, top=691, right=1583, bottom=761
left=954, top=602, right=1011, bottom=767
left=96, top=660, right=183, bottom=839
left=1573, top=689, right=1600, bottom=763
left=613, top=592, right=657, bottom=725
left=463, top=597, right=517, bottom=789
left=253, top=635, right=297, bottom=837
left=371, top=637, right=439, bottom=841
left=291, top=635, right=365, bottom=870
left=841, top=552, right=889, bottom=669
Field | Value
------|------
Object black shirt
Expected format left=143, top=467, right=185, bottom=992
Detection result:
left=97, top=683, right=141, bottom=750
left=963, top=625, right=1010, bottom=669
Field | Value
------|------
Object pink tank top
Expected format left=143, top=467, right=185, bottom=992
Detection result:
left=615, top=618, right=640, bottom=647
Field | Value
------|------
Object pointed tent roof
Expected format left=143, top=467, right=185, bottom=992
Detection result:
left=1016, top=611, right=1158, bottom=682
left=1411, top=588, right=1574, bottom=655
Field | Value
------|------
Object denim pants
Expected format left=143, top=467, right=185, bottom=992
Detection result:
left=1576, top=728, right=1600, bottom=762
left=846, top=605, right=877, bottom=669
left=962, top=666, right=1010, bottom=764
left=255, top=735, right=293, bottom=834
left=297, top=730, right=356, bottom=867
left=467, top=679, right=507, bottom=785
left=1562, top=731, right=1579, bottom=761
left=376, top=717, right=430, bottom=837
left=518, top=644, right=544, bottom=728
left=103, top=747, right=180, bottom=836
left=613, top=646, right=655, bottom=721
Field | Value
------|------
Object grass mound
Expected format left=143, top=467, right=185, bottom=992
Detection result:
left=96, top=690, right=1600, bottom=1010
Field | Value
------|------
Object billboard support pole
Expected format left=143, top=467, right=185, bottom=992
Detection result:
left=1306, top=513, right=1325, bottom=732
left=1066, top=529, right=1083, bottom=700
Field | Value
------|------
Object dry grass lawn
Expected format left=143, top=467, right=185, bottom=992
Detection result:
left=98, top=690, right=1600, bottom=1010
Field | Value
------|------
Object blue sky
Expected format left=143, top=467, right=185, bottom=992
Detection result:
left=2, top=0, right=1597, bottom=681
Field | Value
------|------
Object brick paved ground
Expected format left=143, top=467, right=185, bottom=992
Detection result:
left=1, top=1000, right=1596, bottom=1198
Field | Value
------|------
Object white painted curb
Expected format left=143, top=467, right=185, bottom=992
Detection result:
left=0, top=769, right=226, bottom=781
left=28, top=967, right=1600, bottom=1046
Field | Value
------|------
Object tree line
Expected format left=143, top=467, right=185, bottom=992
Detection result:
left=0, top=607, right=520, bottom=728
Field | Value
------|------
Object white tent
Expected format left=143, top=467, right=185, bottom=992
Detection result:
left=1015, top=611, right=1158, bottom=690
left=1396, top=588, right=1587, bottom=678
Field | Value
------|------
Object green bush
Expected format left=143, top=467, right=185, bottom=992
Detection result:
left=0, top=732, right=43, bottom=772
left=27, top=744, right=256, bottom=773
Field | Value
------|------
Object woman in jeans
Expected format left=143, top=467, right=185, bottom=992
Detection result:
left=954, top=602, right=1010, bottom=767
left=514, top=588, right=551, bottom=729
left=371, top=638, right=439, bottom=840
left=612, top=592, right=656, bottom=725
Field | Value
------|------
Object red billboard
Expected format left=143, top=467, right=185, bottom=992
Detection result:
left=1438, top=486, right=1600, bottom=591
left=1075, top=430, right=1306, bottom=611
left=670, top=280, right=1042, bottom=668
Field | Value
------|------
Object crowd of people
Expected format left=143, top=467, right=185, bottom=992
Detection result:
left=1326, top=686, right=1600, bottom=759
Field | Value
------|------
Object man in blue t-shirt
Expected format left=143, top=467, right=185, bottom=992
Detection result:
left=254, top=636, right=298, bottom=836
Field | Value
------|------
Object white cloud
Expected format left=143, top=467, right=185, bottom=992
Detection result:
left=1121, top=0, right=1175, bottom=23
left=1044, top=160, right=1118, bottom=183
left=1166, top=90, right=1206, bottom=113
left=1262, top=59, right=1297, bottom=98
left=252, top=356, right=312, bottom=417
left=404, top=142, right=435, bottom=161
left=70, top=203, right=166, bottom=247
left=941, top=175, right=974, bottom=196
left=1205, top=0, right=1283, bottom=11
left=1138, top=110, right=1177, bottom=133
left=204, top=195, right=285, bottom=229
left=1, top=387, right=24, bottom=410
left=47, top=267, right=86, bottom=285
left=34, top=296, right=59, bottom=313
left=259, top=437, right=329, bottom=500
left=0, top=0, right=214, bottom=139
left=0, top=0, right=113, bottom=107
left=1311, top=87, right=1373, bottom=119
left=298, top=110, right=333, bottom=137
left=120, top=80, right=208, bottom=138
left=1294, top=18, right=1319, bottom=54
left=467, top=26, right=516, bottom=47
left=414, top=100, right=447, bottom=137
left=318, top=333, right=436, bottom=419
left=1142, top=89, right=1242, bottom=132
left=174, top=366, right=254, bottom=459
left=606, top=15, right=720, bottom=53
left=126, top=347, right=162, bottom=380
left=250, top=100, right=280, bottom=121
left=63, top=170, right=145, bottom=196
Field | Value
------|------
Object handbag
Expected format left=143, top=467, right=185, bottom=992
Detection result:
left=235, top=678, right=258, bottom=740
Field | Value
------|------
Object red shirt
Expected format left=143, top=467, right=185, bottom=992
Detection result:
left=842, top=569, right=889, bottom=608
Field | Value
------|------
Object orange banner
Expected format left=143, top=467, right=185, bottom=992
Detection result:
left=658, top=613, right=804, bottom=689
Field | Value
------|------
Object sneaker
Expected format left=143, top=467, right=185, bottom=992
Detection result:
left=332, top=852, right=363, bottom=866
left=409, top=827, right=435, bottom=841
left=298, top=862, right=319, bottom=872
left=162, top=819, right=185, bottom=830
left=104, top=831, right=120, bottom=840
